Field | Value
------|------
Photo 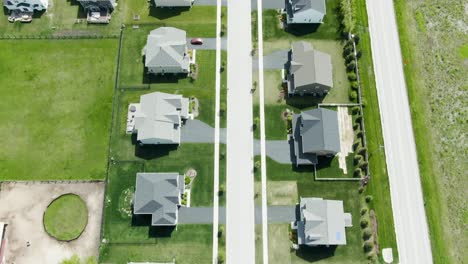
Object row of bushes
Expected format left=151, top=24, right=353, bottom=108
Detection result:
left=360, top=197, right=378, bottom=261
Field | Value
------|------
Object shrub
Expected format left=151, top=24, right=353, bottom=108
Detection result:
left=361, top=207, right=368, bottom=216
left=349, top=90, right=358, bottom=101
left=358, top=147, right=367, bottom=155
left=347, top=72, right=357, bottom=81
left=354, top=35, right=360, bottom=45
left=366, top=252, right=377, bottom=261
left=185, top=176, right=191, bottom=185
left=352, top=106, right=360, bottom=114
left=356, top=50, right=362, bottom=59
left=218, top=252, right=225, bottom=264
left=218, top=226, right=224, bottom=237
left=365, top=195, right=373, bottom=203
left=347, top=61, right=356, bottom=71
left=356, top=115, right=363, bottom=123
left=363, top=241, right=373, bottom=252
left=220, top=102, right=226, bottom=116
left=254, top=160, right=261, bottom=171
left=360, top=218, right=369, bottom=228
left=353, top=140, right=361, bottom=151
left=343, top=46, right=353, bottom=56
left=354, top=154, right=362, bottom=165
left=219, top=184, right=225, bottom=196
left=351, top=81, right=359, bottom=91
left=358, top=186, right=364, bottom=194
left=362, top=228, right=372, bottom=240
left=354, top=167, right=362, bottom=177
left=360, top=161, right=369, bottom=170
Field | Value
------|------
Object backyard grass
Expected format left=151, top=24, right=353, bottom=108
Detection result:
left=262, top=161, right=366, bottom=263
left=393, top=0, right=467, bottom=262
left=315, top=155, right=356, bottom=179
left=100, top=161, right=213, bottom=263
left=351, top=0, right=399, bottom=260
left=0, top=39, right=117, bottom=180
left=43, top=193, right=88, bottom=241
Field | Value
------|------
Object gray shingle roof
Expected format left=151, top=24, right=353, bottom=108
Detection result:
left=143, top=27, right=190, bottom=71
left=288, top=0, right=326, bottom=16
left=134, top=173, right=185, bottom=226
left=77, top=0, right=116, bottom=10
left=292, top=108, right=340, bottom=157
left=297, top=197, right=350, bottom=246
left=289, top=41, right=333, bottom=89
left=133, top=92, right=189, bottom=144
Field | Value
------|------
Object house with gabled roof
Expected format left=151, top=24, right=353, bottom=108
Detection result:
left=285, top=0, right=326, bottom=24
left=143, top=27, right=190, bottom=75
left=133, top=173, right=185, bottom=226
left=3, top=0, right=47, bottom=12
left=286, top=41, right=333, bottom=96
left=129, top=91, right=189, bottom=145
left=293, top=197, right=352, bottom=246
left=291, top=108, right=340, bottom=165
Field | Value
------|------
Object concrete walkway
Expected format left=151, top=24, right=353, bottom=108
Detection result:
left=178, top=205, right=297, bottom=224
left=194, top=0, right=284, bottom=10
left=187, top=38, right=227, bottom=51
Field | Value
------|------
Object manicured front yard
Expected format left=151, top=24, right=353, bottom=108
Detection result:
left=0, top=39, right=117, bottom=180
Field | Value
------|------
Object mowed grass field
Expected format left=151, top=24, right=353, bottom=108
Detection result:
left=0, top=39, right=117, bottom=180
left=393, top=0, right=467, bottom=262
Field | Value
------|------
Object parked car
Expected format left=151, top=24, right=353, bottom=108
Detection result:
left=190, top=38, right=203, bottom=45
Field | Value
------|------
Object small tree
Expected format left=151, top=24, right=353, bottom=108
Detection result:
left=218, top=225, right=224, bottom=237
left=343, top=46, right=353, bottom=56
left=353, top=35, right=360, bottom=45
left=360, top=218, right=369, bottom=228
left=363, top=241, right=373, bottom=253
left=360, top=207, right=368, bottom=216
left=219, top=184, right=225, bottom=196
left=354, top=167, right=362, bottom=177
left=365, top=195, right=373, bottom=203
left=358, top=147, right=367, bottom=156
left=353, top=140, right=361, bottom=151
left=220, top=102, right=226, bottom=116
left=362, top=228, right=372, bottom=240
left=359, top=161, right=369, bottom=170
left=218, top=252, right=225, bottom=264
left=347, top=72, right=357, bottom=81
left=253, top=117, right=260, bottom=130
left=351, top=81, right=359, bottom=91
left=356, top=50, right=362, bottom=59
left=354, top=154, right=362, bottom=165
left=254, top=160, right=261, bottom=171
left=352, top=105, right=360, bottom=114
left=185, top=176, right=191, bottom=185
left=349, top=90, right=358, bottom=101
left=346, top=61, right=356, bottom=71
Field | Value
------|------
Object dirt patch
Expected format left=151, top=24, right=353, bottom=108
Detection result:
left=370, top=209, right=380, bottom=255
left=0, top=182, right=105, bottom=264
left=336, top=106, right=354, bottom=174
left=267, top=181, right=298, bottom=206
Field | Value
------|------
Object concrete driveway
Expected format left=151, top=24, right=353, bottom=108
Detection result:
left=187, top=38, right=227, bottom=51
left=178, top=205, right=297, bottom=224
left=253, top=50, right=288, bottom=70
left=0, top=182, right=105, bottom=264
left=194, top=0, right=285, bottom=10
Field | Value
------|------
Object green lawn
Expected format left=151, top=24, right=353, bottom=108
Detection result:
left=315, top=155, right=356, bottom=179
left=0, top=39, right=117, bottom=180
left=393, top=0, right=467, bottom=262
left=100, top=160, right=213, bottom=263
left=262, top=159, right=366, bottom=263
left=351, top=0, right=399, bottom=260
left=44, top=193, right=88, bottom=241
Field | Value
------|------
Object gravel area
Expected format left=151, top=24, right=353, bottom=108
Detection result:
left=0, top=182, right=105, bottom=264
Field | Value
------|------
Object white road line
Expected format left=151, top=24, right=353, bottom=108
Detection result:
left=211, top=0, right=222, bottom=262
left=366, top=0, right=433, bottom=263
left=256, top=1, right=269, bottom=263
left=226, top=0, right=255, bottom=262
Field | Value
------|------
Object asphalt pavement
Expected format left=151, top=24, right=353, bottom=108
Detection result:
left=366, top=0, right=433, bottom=263
left=186, top=38, right=227, bottom=50
left=225, top=0, right=256, bottom=263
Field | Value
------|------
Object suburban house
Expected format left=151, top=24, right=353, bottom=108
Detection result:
left=291, top=108, right=341, bottom=165
left=286, top=41, right=333, bottom=96
left=153, top=0, right=193, bottom=8
left=76, top=0, right=116, bottom=24
left=292, top=197, right=352, bottom=246
left=3, top=0, right=47, bottom=12
left=143, top=27, right=190, bottom=75
left=133, top=173, right=185, bottom=226
left=127, top=91, right=189, bottom=145
left=285, top=0, right=326, bottom=24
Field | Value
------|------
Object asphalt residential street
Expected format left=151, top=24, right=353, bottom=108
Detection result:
left=367, top=0, right=433, bottom=262
left=226, top=0, right=256, bottom=263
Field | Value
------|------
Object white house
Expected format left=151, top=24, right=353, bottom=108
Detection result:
left=153, top=0, right=193, bottom=8
left=286, top=0, right=326, bottom=24
left=3, top=0, right=48, bottom=12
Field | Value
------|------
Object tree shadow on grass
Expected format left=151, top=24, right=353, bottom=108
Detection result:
left=148, top=6, right=191, bottom=20
left=295, top=245, right=337, bottom=262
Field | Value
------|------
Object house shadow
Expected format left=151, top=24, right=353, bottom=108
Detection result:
left=285, top=95, right=323, bottom=109
left=295, top=245, right=337, bottom=262
left=148, top=6, right=191, bottom=20
left=131, top=214, right=176, bottom=238
left=67, top=0, right=87, bottom=19
left=142, top=63, right=188, bottom=84
left=133, top=137, right=179, bottom=160
left=285, top=23, right=322, bottom=36
left=31, top=10, right=46, bottom=19
left=314, top=156, right=334, bottom=171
